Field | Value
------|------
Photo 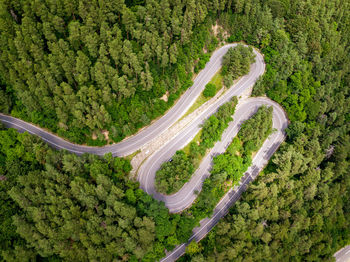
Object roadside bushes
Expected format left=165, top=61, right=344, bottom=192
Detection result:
left=199, top=97, right=238, bottom=149
left=222, top=45, right=256, bottom=87
left=155, top=97, right=238, bottom=195
left=0, top=127, right=189, bottom=261
left=155, top=151, right=194, bottom=195
left=203, top=83, right=217, bottom=97
left=238, top=105, right=273, bottom=153
left=190, top=105, right=273, bottom=218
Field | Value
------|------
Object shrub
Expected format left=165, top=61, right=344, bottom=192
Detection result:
left=203, top=83, right=217, bottom=97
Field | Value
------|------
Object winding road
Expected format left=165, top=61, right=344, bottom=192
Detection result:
left=0, top=43, right=263, bottom=157
left=155, top=97, right=287, bottom=261
left=139, top=97, right=287, bottom=213
left=0, top=44, right=290, bottom=262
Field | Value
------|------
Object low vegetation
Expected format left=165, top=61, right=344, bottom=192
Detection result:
left=222, top=45, right=256, bottom=87
left=182, top=71, right=224, bottom=119
left=0, top=126, right=184, bottom=261
left=203, top=83, right=217, bottom=98
left=189, top=106, right=273, bottom=218
left=155, top=97, right=238, bottom=195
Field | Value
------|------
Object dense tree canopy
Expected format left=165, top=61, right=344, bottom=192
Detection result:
left=0, top=127, right=185, bottom=261
left=156, top=150, right=194, bottom=195
left=0, top=0, right=222, bottom=145
left=155, top=97, right=238, bottom=195
left=0, top=128, right=43, bottom=261
left=0, top=0, right=349, bottom=261
left=180, top=0, right=350, bottom=261
left=238, top=105, right=273, bottom=153
left=222, top=45, right=256, bottom=87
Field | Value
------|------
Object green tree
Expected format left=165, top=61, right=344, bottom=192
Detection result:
left=222, top=45, right=256, bottom=86
left=186, top=241, right=202, bottom=256
left=203, top=83, right=216, bottom=97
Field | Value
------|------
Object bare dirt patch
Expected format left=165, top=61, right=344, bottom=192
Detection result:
left=129, top=78, right=253, bottom=179
left=58, top=122, right=68, bottom=130
left=212, top=22, right=230, bottom=44
left=92, top=130, right=109, bottom=141
left=102, top=130, right=109, bottom=140
left=160, top=91, right=169, bottom=102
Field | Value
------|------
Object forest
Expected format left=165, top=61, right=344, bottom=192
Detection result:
left=238, top=105, right=273, bottom=153
left=0, top=0, right=350, bottom=261
left=0, top=0, right=220, bottom=145
left=180, top=0, right=350, bottom=261
left=0, top=125, right=190, bottom=261
left=0, top=103, right=272, bottom=262
left=221, top=44, right=256, bottom=87
left=155, top=97, right=238, bottom=195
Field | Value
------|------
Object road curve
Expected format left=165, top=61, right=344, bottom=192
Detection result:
left=138, top=97, right=288, bottom=213
left=0, top=44, right=264, bottom=157
left=335, top=246, right=350, bottom=262
left=0, top=44, right=287, bottom=262
left=158, top=97, right=287, bottom=261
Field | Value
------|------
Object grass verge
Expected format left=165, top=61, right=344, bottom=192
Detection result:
left=125, top=150, right=141, bottom=162
left=181, top=71, right=224, bottom=120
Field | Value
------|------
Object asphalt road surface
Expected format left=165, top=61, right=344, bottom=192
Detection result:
left=0, top=45, right=289, bottom=262
left=335, top=246, right=350, bottom=262
left=138, top=97, right=288, bottom=213
left=157, top=97, right=287, bottom=262
left=0, top=44, right=264, bottom=157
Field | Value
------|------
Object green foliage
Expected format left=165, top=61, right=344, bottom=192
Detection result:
left=196, top=133, right=350, bottom=261
left=190, top=106, right=273, bottom=219
left=186, top=241, right=202, bottom=256
left=194, top=53, right=211, bottom=73
left=222, top=45, right=256, bottom=87
left=199, top=97, right=238, bottom=149
left=238, top=106, right=273, bottom=153
left=285, top=121, right=305, bottom=141
left=203, top=83, right=217, bottom=98
left=184, top=0, right=350, bottom=261
left=0, top=0, right=221, bottom=144
left=1, top=0, right=350, bottom=261
left=155, top=97, right=238, bottom=195
left=0, top=128, right=181, bottom=261
left=211, top=139, right=247, bottom=183
left=155, top=151, right=194, bottom=195
left=0, top=128, right=51, bottom=260
left=0, top=82, right=12, bottom=114
left=162, top=106, right=273, bottom=242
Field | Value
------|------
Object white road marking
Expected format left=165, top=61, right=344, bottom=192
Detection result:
left=0, top=45, right=289, bottom=262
